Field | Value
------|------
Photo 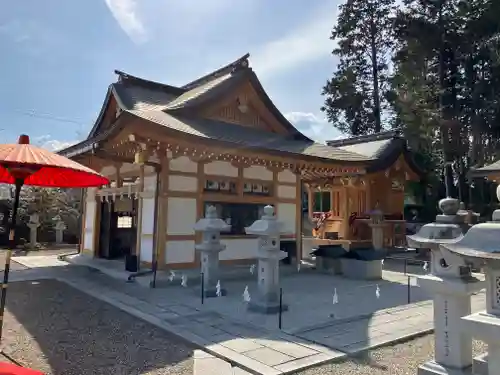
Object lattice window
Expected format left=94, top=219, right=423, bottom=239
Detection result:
left=117, top=216, right=133, bottom=228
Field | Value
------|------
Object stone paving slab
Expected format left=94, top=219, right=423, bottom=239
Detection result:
left=12, top=255, right=69, bottom=268
left=292, top=292, right=486, bottom=354
left=194, top=350, right=233, bottom=375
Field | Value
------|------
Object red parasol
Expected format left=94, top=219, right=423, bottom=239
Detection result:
left=0, top=361, right=44, bottom=375
left=0, top=135, right=109, bottom=347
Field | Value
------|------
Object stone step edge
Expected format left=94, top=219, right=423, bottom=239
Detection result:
left=285, top=300, right=433, bottom=335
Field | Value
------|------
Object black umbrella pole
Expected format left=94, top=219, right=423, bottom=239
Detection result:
left=0, top=180, right=22, bottom=345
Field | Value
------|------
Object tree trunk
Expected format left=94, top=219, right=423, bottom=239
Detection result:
left=370, top=17, right=382, bottom=133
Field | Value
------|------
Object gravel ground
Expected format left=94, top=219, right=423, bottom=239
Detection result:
left=299, top=335, right=487, bottom=375
left=2, top=279, right=194, bottom=375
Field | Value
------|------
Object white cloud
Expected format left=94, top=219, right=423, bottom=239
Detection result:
left=252, top=2, right=339, bottom=78
left=104, top=0, right=147, bottom=44
left=34, top=136, right=79, bottom=152
left=285, top=112, right=344, bottom=143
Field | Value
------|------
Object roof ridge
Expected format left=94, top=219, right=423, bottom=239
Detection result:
left=180, top=53, right=250, bottom=91
left=114, top=70, right=185, bottom=95
left=326, top=128, right=402, bottom=147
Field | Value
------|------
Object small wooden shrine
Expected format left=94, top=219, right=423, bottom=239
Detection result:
left=305, top=131, right=423, bottom=250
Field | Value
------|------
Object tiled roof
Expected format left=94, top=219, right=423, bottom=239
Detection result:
left=112, top=81, right=177, bottom=111
left=165, top=72, right=239, bottom=110
left=470, top=159, right=500, bottom=177
left=63, top=54, right=413, bottom=164
left=126, top=110, right=370, bottom=162
left=327, top=130, right=402, bottom=159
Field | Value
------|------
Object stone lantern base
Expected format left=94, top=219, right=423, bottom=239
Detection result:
left=248, top=296, right=289, bottom=315
left=200, top=287, right=227, bottom=298
left=418, top=360, right=473, bottom=375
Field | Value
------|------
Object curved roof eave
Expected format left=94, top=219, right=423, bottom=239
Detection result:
left=87, top=85, right=128, bottom=139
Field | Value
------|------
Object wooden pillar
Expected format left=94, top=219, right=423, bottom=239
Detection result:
left=295, top=174, right=302, bottom=263
left=307, top=185, right=313, bottom=219
left=366, top=177, right=372, bottom=210
left=156, top=156, right=169, bottom=269
left=115, top=163, right=123, bottom=188
left=134, top=164, right=145, bottom=260
left=341, top=184, right=350, bottom=239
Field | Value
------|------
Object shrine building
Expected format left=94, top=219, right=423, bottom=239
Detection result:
left=59, top=54, right=423, bottom=270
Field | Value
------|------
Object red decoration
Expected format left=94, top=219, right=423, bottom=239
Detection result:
left=0, top=362, right=44, bottom=374
left=0, top=135, right=108, bottom=187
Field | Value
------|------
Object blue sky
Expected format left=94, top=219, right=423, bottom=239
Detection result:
left=0, top=0, right=344, bottom=150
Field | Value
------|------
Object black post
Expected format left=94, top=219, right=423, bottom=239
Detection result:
left=150, top=260, right=158, bottom=288
left=404, top=259, right=407, bottom=275
left=278, top=288, right=283, bottom=329
left=201, top=272, right=204, bottom=305
left=407, top=275, right=411, bottom=304
left=0, top=180, right=22, bottom=344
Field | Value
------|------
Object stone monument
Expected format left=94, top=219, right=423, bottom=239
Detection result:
left=194, top=206, right=230, bottom=298
left=28, top=213, right=40, bottom=249
left=55, top=220, right=66, bottom=244
left=441, top=184, right=500, bottom=375
left=245, top=205, right=288, bottom=314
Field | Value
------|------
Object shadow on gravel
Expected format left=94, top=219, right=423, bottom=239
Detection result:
left=4, top=279, right=193, bottom=375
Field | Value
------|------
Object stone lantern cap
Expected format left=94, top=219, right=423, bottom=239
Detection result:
left=442, top=185, right=500, bottom=261
left=194, top=206, right=231, bottom=232
left=406, top=197, right=464, bottom=249
left=245, top=205, right=286, bottom=235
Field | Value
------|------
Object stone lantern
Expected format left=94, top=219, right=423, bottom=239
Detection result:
left=194, top=206, right=230, bottom=298
left=367, top=207, right=386, bottom=250
left=441, top=185, right=500, bottom=375
left=407, top=197, right=466, bottom=269
left=55, top=220, right=66, bottom=244
left=409, top=197, right=484, bottom=375
left=28, top=213, right=40, bottom=249
left=245, top=205, right=288, bottom=314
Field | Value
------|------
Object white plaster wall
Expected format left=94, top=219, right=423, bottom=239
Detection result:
left=243, top=165, right=273, bottom=180
left=220, top=238, right=259, bottom=260
left=169, top=156, right=198, bottom=173
left=167, top=197, right=197, bottom=235
left=277, top=203, right=296, bottom=235
left=141, top=198, right=156, bottom=234
left=144, top=174, right=157, bottom=192
left=83, top=200, right=96, bottom=251
left=277, top=185, right=296, bottom=199
left=165, top=240, right=196, bottom=264
left=204, top=161, right=238, bottom=177
left=278, top=169, right=297, bottom=184
left=140, top=237, right=153, bottom=262
left=168, top=175, right=198, bottom=192
left=99, top=165, right=115, bottom=176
